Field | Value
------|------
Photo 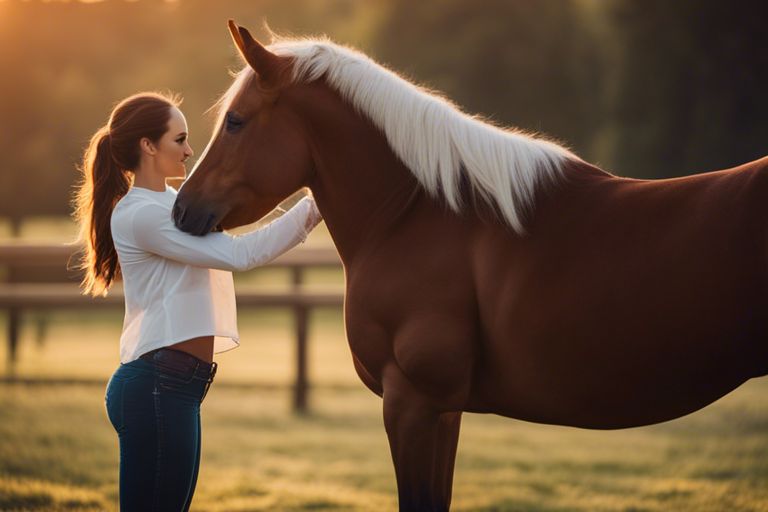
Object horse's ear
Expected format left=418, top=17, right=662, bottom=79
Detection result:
left=227, top=20, right=282, bottom=86
left=228, top=19, right=246, bottom=53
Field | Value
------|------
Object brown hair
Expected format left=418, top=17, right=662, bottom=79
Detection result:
left=72, top=92, right=181, bottom=297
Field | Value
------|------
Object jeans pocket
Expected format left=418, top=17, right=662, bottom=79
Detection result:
left=155, top=368, right=204, bottom=401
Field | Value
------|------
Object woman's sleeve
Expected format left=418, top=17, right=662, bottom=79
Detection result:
left=130, top=197, right=321, bottom=271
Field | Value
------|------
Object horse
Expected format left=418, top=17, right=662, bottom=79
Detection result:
left=172, top=21, right=768, bottom=511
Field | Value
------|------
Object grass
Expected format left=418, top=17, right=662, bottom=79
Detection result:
left=1, top=380, right=767, bottom=511
left=1, top=306, right=767, bottom=511
left=1, top=301, right=768, bottom=511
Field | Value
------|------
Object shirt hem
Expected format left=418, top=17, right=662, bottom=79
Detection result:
left=121, top=333, right=240, bottom=364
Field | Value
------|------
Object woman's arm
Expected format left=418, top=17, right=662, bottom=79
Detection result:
left=130, top=196, right=322, bottom=271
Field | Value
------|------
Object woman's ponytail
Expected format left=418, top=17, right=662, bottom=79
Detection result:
left=73, top=125, right=132, bottom=297
left=71, top=92, right=179, bottom=297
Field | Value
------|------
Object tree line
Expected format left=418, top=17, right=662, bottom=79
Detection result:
left=1, top=0, right=766, bottom=230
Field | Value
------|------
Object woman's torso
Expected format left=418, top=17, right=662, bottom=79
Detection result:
left=110, top=185, right=240, bottom=364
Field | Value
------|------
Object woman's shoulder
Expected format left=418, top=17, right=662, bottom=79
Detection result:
left=117, top=186, right=175, bottom=213
left=112, top=189, right=173, bottom=236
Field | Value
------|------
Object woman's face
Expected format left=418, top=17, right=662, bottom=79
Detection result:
left=154, top=106, right=194, bottom=179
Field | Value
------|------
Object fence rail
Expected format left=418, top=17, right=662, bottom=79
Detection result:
left=0, top=242, right=341, bottom=267
left=0, top=243, right=344, bottom=413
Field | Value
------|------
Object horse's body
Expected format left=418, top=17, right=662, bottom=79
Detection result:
left=347, top=157, right=768, bottom=429
left=173, top=22, right=768, bottom=510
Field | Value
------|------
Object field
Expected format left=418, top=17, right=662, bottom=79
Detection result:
left=1, top=307, right=768, bottom=511
left=1, top=220, right=768, bottom=511
left=1, top=377, right=765, bottom=512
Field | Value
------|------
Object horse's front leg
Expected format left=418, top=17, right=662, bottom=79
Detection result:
left=434, top=410, right=462, bottom=508
left=382, top=363, right=463, bottom=512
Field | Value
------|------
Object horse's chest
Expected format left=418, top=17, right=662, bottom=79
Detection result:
left=341, top=276, right=398, bottom=384
left=343, top=273, right=478, bottom=404
left=343, top=303, right=391, bottom=393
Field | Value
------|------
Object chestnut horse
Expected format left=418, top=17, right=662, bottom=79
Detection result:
left=173, top=21, right=768, bottom=511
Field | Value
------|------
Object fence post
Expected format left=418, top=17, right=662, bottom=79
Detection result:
left=6, top=257, right=20, bottom=377
left=292, top=266, right=309, bottom=413
left=7, top=307, right=20, bottom=377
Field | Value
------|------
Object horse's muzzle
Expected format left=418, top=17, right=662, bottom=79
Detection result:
left=172, top=197, right=221, bottom=236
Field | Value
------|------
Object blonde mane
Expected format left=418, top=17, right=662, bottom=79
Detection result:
left=215, top=38, right=577, bottom=233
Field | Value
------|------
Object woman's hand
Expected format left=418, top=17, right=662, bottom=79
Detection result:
left=304, top=196, right=322, bottom=232
left=291, top=194, right=322, bottom=241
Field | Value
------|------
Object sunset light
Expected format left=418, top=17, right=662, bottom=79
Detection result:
left=1, top=1, right=767, bottom=511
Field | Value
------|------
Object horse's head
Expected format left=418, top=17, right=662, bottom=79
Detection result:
left=173, top=21, right=313, bottom=235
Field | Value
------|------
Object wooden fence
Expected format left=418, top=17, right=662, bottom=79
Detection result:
left=0, top=242, right=344, bottom=413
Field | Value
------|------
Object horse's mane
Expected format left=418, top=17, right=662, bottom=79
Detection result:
left=217, top=37, right=577, bottom=233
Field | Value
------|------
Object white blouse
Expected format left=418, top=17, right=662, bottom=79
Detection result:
left=110, top=184, right=319, bottom=364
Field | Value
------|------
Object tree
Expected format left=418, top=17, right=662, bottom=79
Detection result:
left=604, top=0, right=768, bottom=178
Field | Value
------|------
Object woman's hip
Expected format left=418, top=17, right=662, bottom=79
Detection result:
left=140, top=347, right=217, bottom=402
left=104, top=348, right=218, bottom=433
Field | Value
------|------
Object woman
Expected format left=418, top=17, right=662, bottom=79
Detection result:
left=72, top=91, right=321, bottom=511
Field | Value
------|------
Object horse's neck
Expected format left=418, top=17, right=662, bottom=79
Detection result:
left=300, top=85, right=420, bottom=265
left=311, top=136, right=420, bottom=266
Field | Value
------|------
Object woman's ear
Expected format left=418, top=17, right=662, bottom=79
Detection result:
left=140, top=137, right=157, bottom=156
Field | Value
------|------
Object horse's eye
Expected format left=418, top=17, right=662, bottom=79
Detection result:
left=225, top=112, right=244, bottom=133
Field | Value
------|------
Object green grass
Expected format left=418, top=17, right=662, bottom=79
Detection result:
left=1, top=306, right=767, bottom=511
left=1, top=300, right=768, bottom=511
left=1, top=380, right=767, bottom=511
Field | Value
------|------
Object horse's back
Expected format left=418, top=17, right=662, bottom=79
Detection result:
left=468, top=157, right=768, bottom=428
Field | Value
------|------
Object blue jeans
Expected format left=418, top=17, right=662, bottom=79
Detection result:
left=104, top=348, right=218, bottom=511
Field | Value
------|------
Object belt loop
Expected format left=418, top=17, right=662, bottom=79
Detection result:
left=210, top=361, right=218, bottom=380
